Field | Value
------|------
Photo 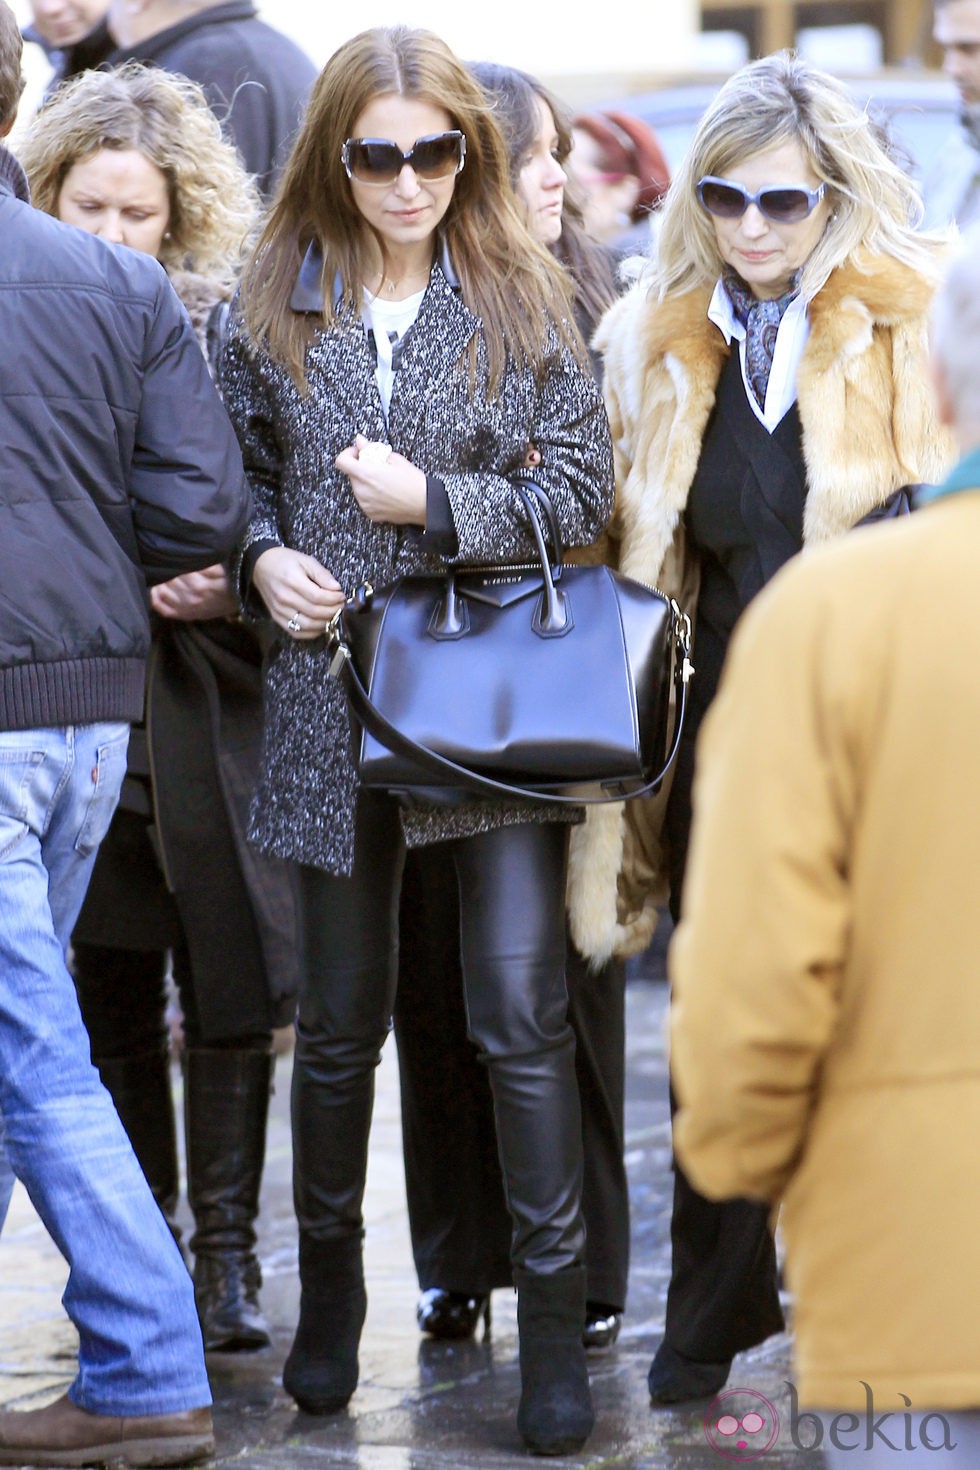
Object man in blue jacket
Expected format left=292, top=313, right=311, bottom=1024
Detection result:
left=0, top=7, right=250, bottom=1464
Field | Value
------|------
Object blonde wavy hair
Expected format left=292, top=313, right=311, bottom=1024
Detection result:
left=19, top=63, right=260, bottom=283
left=241, top=25, right=581, bottom=390
left=652, top=51, right=945, bottom=302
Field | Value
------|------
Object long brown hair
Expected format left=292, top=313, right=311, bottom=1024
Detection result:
left=240, top=25, right=580, bottom=389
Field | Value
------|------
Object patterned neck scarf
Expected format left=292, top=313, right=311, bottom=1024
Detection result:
left=723, top=270, right=800, bottom=411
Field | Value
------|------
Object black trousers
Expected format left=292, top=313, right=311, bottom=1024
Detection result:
left=294, top=794, right=585, bottom=1275
left=661, top=732, right=784, bottom=1361
left=72, top=938, right=271, bottom=1055
left=394, top=842, right=629, bottom=1308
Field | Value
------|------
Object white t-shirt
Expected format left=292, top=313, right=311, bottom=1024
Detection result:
left=362, top=287, right=426, bottom=419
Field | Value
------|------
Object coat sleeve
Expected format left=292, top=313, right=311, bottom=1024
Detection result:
left=669, top=557, right=857, bottom=1204
left=128, top=274, right=251, bottom=585
left=440, top=336, right=614, bottom=563
left=218, top=312, right=288, bottom=608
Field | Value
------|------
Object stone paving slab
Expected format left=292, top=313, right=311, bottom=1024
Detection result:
left=0, top=975, right=821, bottom=1467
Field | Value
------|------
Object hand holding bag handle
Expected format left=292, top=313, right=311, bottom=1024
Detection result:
left=328, top=481, right=694, bottom=806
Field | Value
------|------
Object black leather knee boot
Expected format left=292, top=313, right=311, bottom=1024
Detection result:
left=184, top=1046, right=273, bottom=1352
left=515, top=1265, right=595, bottom=1455
left=283, top=1233, right=367, bottom=1414
left=96, top=1048, right=183, bottom=1252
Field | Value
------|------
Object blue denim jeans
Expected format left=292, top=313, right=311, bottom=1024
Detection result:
left=0, top=724, right=211, bottom=1416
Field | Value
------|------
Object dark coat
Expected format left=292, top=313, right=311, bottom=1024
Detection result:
left=0, top=182, right=249, bottom=732
left=220, top=249, right=614, bottom=875
left=103, top=2, right=317, bottom=196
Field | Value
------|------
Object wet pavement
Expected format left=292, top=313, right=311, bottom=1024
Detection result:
left=0, top=944, right=821, bottom=1467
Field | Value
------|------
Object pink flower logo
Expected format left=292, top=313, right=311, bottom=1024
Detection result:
left=704, top=1388, right=780, bottom=1461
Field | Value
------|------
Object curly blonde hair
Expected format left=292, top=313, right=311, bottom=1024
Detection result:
left=19, top=63, right=260, bottom=282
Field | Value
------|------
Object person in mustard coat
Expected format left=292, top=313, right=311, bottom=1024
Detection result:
left=669, top=236, right=980, bottom=1466
left=566, top=51, right=955, bottom=1406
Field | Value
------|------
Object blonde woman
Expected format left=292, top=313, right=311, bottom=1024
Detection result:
left=566, top=51, right=955, bottom=1406
left=20, top=64, right=301, bottom=1358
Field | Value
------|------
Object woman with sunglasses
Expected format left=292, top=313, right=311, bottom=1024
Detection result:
left=566, top=50, right=953, bottom=1409
left=392, top=60, right=630, bottom=1355
left=219, top=24, right=613, bottom=1454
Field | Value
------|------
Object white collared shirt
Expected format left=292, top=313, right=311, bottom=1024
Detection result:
left=707, top=279, right=811, bottom=433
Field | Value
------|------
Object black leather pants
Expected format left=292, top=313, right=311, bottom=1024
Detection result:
left=293, top=793, right=585, bottom=1274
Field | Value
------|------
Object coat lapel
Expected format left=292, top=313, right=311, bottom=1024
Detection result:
left=290, top=241, right=479, bottom=450
left=601, top=284, right=727, bottom=589
left=291, top=243, right=387, bottom=440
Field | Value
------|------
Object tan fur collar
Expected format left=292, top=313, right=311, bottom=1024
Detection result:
left=807, top=250, right=941, bottom=331
left=632, top=252, right=940, bottom=370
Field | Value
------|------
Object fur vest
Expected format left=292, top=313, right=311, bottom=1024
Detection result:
left=567, top=250, right=955, bottom=964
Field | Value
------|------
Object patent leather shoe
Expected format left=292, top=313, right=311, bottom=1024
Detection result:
left=416, top=1288, right=491, bottom=1340
left=582, top=1302, right=623, bottom=1350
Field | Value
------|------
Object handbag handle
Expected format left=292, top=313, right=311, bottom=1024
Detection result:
left=332, top=596, right=694, bottom=807
left=515, top=482, right=569, bottom=635
left=430, top=481, right=568, bottom=639
left=518, top=480, right=564, bottom=578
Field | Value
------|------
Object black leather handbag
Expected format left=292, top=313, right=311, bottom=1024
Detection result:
left=328, top=483, right=692, bottom=805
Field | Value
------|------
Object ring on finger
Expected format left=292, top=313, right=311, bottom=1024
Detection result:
left=286, top=612, right=302, bottom=633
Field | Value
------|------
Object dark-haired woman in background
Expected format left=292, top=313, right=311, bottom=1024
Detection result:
left=393, top=60, right=632, bottom=1355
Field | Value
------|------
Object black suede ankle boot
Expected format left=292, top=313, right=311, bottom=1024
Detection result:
left=283, top=1233, right=367, bottom=1415
left=515, top=1265, right=595, bottom=1456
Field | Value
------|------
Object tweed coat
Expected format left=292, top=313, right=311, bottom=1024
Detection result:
left=566, top=249, right=956, bottom=964
left=220, top=251, right=614, bottom=874
left=670, top=487, right=980, bottom=1408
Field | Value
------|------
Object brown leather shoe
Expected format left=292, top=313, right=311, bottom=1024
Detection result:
left=0, top=1393, right=214, bottom=1467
